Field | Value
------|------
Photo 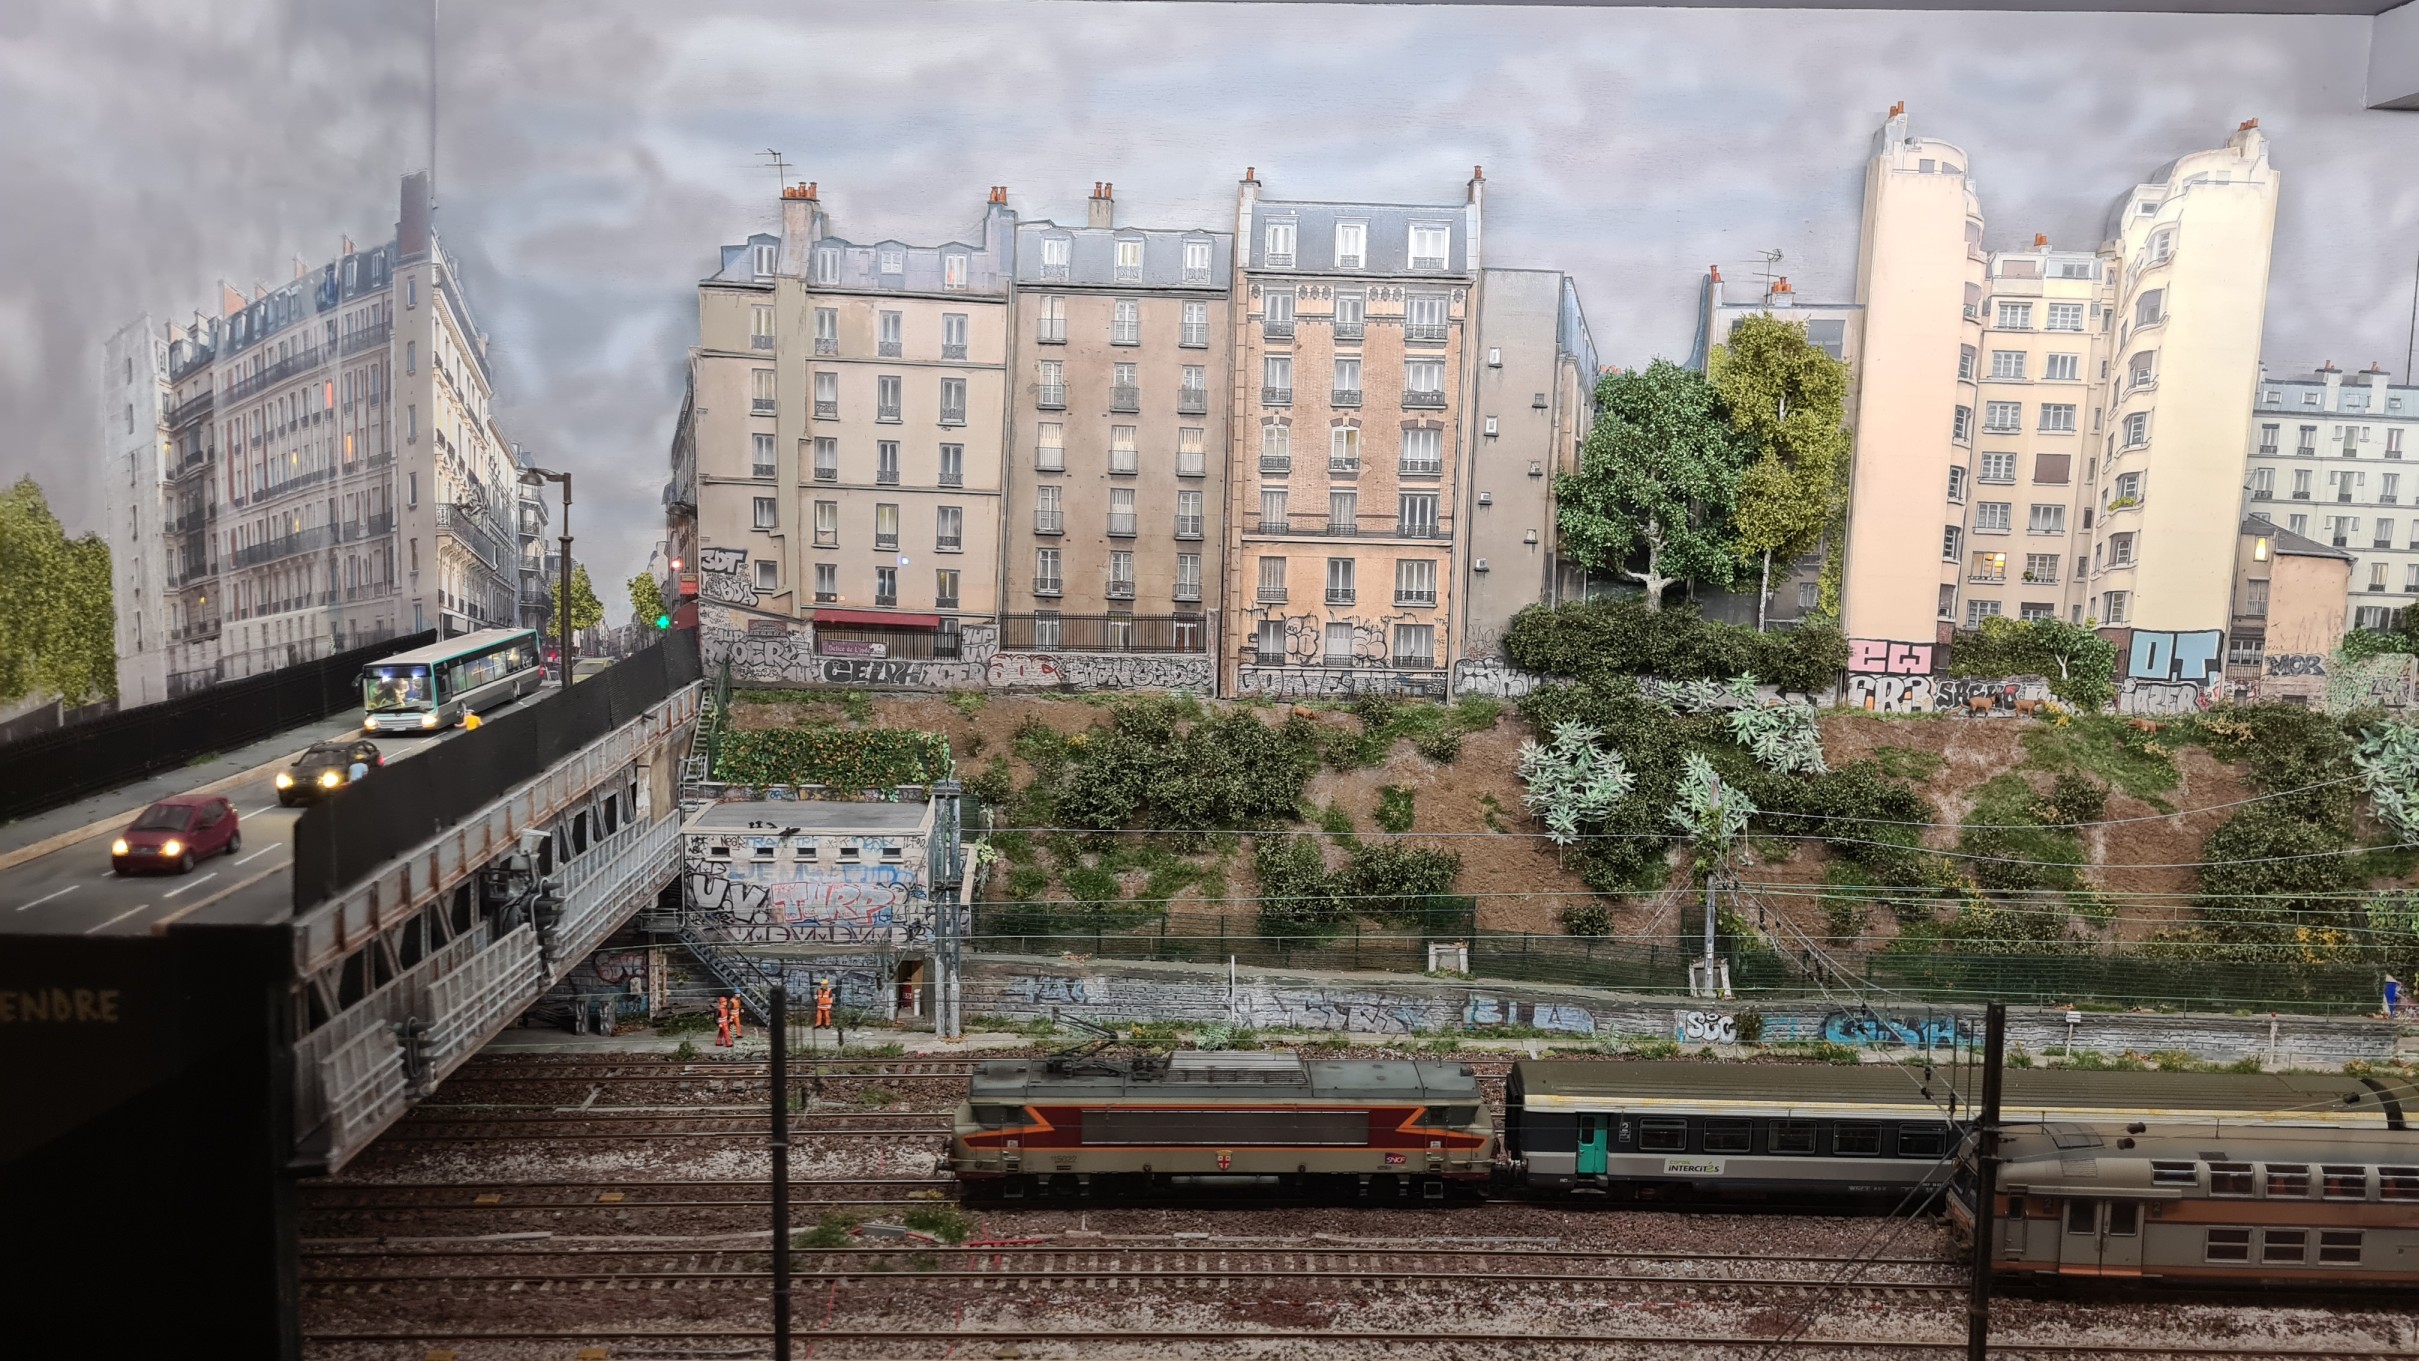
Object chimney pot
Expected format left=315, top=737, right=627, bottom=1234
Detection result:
left=1473, top=164, right=1483, bottom=179
left=2239, top=117, right=2259, bottom=131
left=1709, top=265, right=1723, bottom=282
left=1245, top=166, right=1256, bottom=181
left=1889, top=100, right=1905, bottom=117
left=2034, top=233, right=2047, bottom=248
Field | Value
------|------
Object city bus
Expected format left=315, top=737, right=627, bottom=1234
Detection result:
left=361, top=628, right=545, bottom=733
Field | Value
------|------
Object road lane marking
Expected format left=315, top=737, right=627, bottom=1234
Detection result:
left=16, top=884, right=79, bottom=911
left=162, top=872, right=219, bottom=898
left=97, top=870, right=121, bottom=879
left=86, top=903, right=154, bottom=934
left=236, top=846, right=284, bottom=866
left=147, top=862, right=287, bottom=934
left=246, top=804, right=279, bottom=817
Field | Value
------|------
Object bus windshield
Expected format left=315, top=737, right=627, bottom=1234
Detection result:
left=363, top=666, right=433, bottom=712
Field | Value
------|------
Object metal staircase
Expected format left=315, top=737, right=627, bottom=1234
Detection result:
left=676, top=924, right=773, bottom=1024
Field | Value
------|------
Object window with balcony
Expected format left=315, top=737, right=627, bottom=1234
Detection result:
left=1970, top=550, right=2007, bottom=582
left=1037, top=359, right=1065, bottom=409
left=1408, top=223, right=1449, bottom=270
left=2106, top=531, right=2136, bottom=566
left=750, top=367, right=778, bottom=414
left=869, top=564, right=897, bottom=605
left=1259, top=487, right=1289, bottom=535
left=1112, top=297, right=1141, bottom=346
left=878, top=310, right=903, bottom=357
left=873, top=374, right=902, bottom=423
left=752, top=433, right=777, bottom=479
left=814, top=562, right=837, bottom=603
left=1034, top=547, right=1062, bottom=596
left=1106, top=549, right=1136, bottom=599
left=812, top=437, right=839, bottom=482
left=940, top=376, right=967, bottom=426
left=1263, top=354, right=1293, bottom=406
left=2046, top=302, right=2084, bottom=332
left=936, top=504, right=963, bottom=552
left=927, top=566, right=958, bottom=610
left=1110, top=363, right=1138, bottom=413
left=1398, top=492, right=1439, bottom=538
left=1034, top=484, right=1062, bottom=534
left=1334, top=221, right=1366, bottom=269
left=1989, top=350, right=2026, bottom=380
left=1183, top=238, right=1212, bottom=285
left=1176, top=490, right=1204, bottom=540
left=1996, top=301, right=2033, bottom=330
left=2392, top=429, right=2406, bottom=458
left=1325, top=556, right=1357, bottom=605
left=1401, top=427, right=1443, bottom=476
left=1109, top=424, right=1138, bottom=475
left=1978, top=451, right=2016, bottom=483
left=1333, top=357, right=1362, bottom=408
left=1257, top=555, right=1287, bottom=603
left=875, top=502, right=900, bottom=550
left=1263, top=220, right=1297, bottom=268
left=1263, top=288, right=1296, bottom=341
left=1330, top=489, right=1358, bottom=535
left=1177, top=426, right=1206, bottom=477
left=1177, top=365, right=1208, bottom=414
left=1252, top=617, right=1284, bottom=665
left=1179, top=299, right=1208, bottom=348
left=2040, top=403, right=2077, bottom=432
left=1175, top=552, right=1202, bottom=602
left=939, top=443, right=965, bottom=487
left=1039, top=236, right=1070, bottom=281
left=1034, top=295, right=1068, bottom=345
left=1113, top=237, right=1144, bottom=282
left=1333, top=291, right=1366, bottom=342
left=1261, top=423, right=1291, bottom=473
left=1405, top=359, right=1446, bottom=409
left=1033, top=421, right=1065, bottom=472
left=750, top=304, right=776, bottom=351
left=1393, top=622, right=1436, bottom=668
left=1396, top=557, right=1437, bottom=606
left=2291, top=467, right=2312, bottom=500
left=2299, top=424, right=2320, bottom=453
left=2336, top=469, right=2365, bottom=503
left=811, top=308, right=838, bottom=358
left=1320, top=620, right=1354, bottom=666
left=1407, top=293, right=1449, bottom=343
left=2249, top=467, right=2275, bottom=500
left=813, top=499, right=838, bottom=547
left=1108, top=487, right=1137, bottom=537
left=863, top=440, right=895, bottom=486
left=1331, top=427, right=1361, bottom=474
left=2022, top=552, right=2060, bottom=584
left=2111, top=471, right=2144, bottom=507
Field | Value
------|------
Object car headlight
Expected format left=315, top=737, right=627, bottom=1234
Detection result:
left=320, top=770, right=343, bottom=787
left=275, top=772, right=294, bottom=789
left=160, top=840, right=182, bottom=857
left=111, top=839, right=129, bottom=856
left=420, top=713, right=440, bottom=728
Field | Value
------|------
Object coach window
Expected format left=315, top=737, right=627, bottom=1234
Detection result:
left=2265, top=1164, right=2311, bottom=1198
left=1637, top=1118, right=1688, bottom=1153
left=2105, top=1202, right=2140, bottom=1237
left=2319, top=1231, right=2364, bottom=1264
left=1833, top=1123, right=1882, bottom=1156
left=2260, top=1229, right=2309, bottom=1264
left=2203, top=1227, right=2251, bottom=1263
left=1703, top=1119, right=1752, bottom=1153
left=1897, top=1124, right=1947, bottom=1158
left=2065, top=1200, right=2096, bottom=1236
left=2382, top=1167, right=2419, bottom=1201
left=2150, top=1161, right=2197, bottom=1185
left=2208, top=1162, right=2255, bottom=1196
left=1770, top=1120, right=1816, bottom=1155
left=2321, top=1166, right=2368, bottom=1200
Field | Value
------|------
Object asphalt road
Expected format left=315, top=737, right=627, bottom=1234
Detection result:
left=1, top=688, right=553, bottom=937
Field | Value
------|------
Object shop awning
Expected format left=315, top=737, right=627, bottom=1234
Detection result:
left=810, top=608, right=943, bottom=629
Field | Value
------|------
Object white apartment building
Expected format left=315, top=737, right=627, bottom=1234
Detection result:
left=2244, top=363, right=2419, bottom=631
left=104, top=173, right=522, bottom=703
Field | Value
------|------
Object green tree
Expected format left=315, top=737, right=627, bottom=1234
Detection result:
left=627, top=572, right=665, bottom=628
left=1555, top=361, right=1748, bottom=610
left=1948, top=615, right=2117, bottom=711
left=0, top=478, right=116, bottom=706
left=565, top=563, right=605, bottom=633
left=1707, top=315, right=1851, bottom=630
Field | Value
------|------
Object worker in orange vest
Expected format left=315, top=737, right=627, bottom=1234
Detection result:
left=714, top=996, right=733, bottom=1048
left=729, top=995, right=744, bottom=1044
left=814, top=978, right=834, bottom=1029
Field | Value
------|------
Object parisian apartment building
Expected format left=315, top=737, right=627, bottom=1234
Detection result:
left=1836, top=107, right=2280, bottom=651
left=2242, top=363, right=2419, bottom=634
left=102, top=173, right=524, bottom=706
left=677, top=172, right=1595, bottom=694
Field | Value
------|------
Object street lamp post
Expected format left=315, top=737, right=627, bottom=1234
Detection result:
left=520, top=466, right=572, bottom=679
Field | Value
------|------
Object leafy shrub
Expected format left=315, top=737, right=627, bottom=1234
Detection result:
left=715, top=725, right=953, bottom=788
left=1374, top=785, right=1417, bottom=834
left=1947, top=616, right=2117, bottom=711
left=902, top=1205, right=972, bottom=1243
left=1733, top=1012, right=1766, bottom=1045
left=945, top=690, right=987, bottom=720
left=1316, top=801, right=1356, bottom=839
left=1412, top=728, right=1464, bottom=763
left=1558, top=900, right=1611, bottom=936
left=2198, top=808, right=2358, bottom=924
left=1254, top=835, right=1462, bottom=934
left=1063, top=864, right=1120, bottom=903
left=1730, top=699, right=1827, bottom=775
left=2034, top=772, right=2107, bottom=826
left=1959, top=774, right=2082, bottom=894
left=1517, top=721, right=1638, bottom=844
left=1503, top=596, right=1846, bottom=695
left=963, top=756, right=1014, bottom=809
left=1254, top=835, right=1339, bottom=935
left=1003, top=865, right=1050, bottom=902
left=1053, top=703, right=1321, bottom=835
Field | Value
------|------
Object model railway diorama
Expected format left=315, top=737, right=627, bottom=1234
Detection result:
left=949, top=1032, right=2419, bottom=1287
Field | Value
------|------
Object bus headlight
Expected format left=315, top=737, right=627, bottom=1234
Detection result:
left=319, top=770, right=343, bottom=788
left=111, top=839, right=129, bottom=856
left=420, top=713, right=440, bottom=729
left=275, top=772, right=294, bottom=789
left=160, top=840, right=182, bottom=858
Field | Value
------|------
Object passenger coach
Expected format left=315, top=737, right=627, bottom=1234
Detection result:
left=949, top=1050, right=1493, bottom=1200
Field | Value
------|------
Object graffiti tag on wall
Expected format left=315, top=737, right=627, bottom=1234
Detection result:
left=987, top=652, right=1214, bottom=692
left=1450, top=657, right=1544, bottom=700
left=1848, top=639, right=1934, bottom=675
left=698, top=547, right=759, bottom=608
left=2116, top=628, right=2221, bottom=716
left=1672, top=1010, right=1738, bottom=1044
left=684, top=856, right=931, bottom=945
left=1236, top=667, right=1449, bottom=699
left=1233, top=988, right=1431, bottom=1034
left=1846, top=674, right=1935, bottom=714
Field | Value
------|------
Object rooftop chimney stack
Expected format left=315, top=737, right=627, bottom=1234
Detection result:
left=2034, top=233, right=2048, bottom=248
left=779, top=181, right=822, bottom=273
left=1089, top=181, right=1114, bottom=229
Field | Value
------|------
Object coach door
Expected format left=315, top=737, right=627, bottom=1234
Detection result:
left=1576, top=1115, right=1608, bottom=1176
left=2059, top=1198, right=2143, bottom=1275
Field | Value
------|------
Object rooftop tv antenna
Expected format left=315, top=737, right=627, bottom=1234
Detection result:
left=760, top=148, right=792, bottom=200
left=1754, top=248, right=1785, bottom=295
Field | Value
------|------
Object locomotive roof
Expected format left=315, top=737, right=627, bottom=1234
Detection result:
left=970, top=1051, right=1483, bottom=1103
left=1513, top=1060, right=2417, bottom=1126
left=1994, top=1122, right=2419, bottom=1198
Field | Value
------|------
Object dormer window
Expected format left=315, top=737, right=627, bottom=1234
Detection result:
left=1041, top=236, right=1071, bottom=280
left=1114, top=238, right=1144, bottom=282
left=1409, top=223, right=1450, bottom=270
left=1263, top=220, right=1296, bottom=268
left=943, top=252, right=969, bottom=290
left=814, top=247, right=840, bottom=284
left=1334, top=222, right=1366, bottom=269
left=879, top=247, right=905, bottom=275
left=1182, top=239, right=1212, bottom=284
left=752, top=243, right=777, bottom=278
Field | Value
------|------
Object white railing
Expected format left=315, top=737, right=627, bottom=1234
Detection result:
left=320, top=1023, right=407, bottom=1160
left=293, top=929, right=483, bottom=1140
left=424, top=926, right=544, bottom=1072
left=550, top=815, right=682, bottom=978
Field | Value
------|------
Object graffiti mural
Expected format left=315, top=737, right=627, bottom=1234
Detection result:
left=2327, top=652, right=2419, bottom=713
left=1451, top=657, right=1544, bottom=700
left=1233, top=987, right=1429, bottom=1034
left=698, top=547, right=759, bottom=608
left=684, top=852, right=931, bottom=945
left=1236, top=667, right=1449, bottom=699
left=2265, top=653, right=2327, bottom=678
left=1847, top=639, right=1935, bottom=675
left=986, top=651, right=1214, bottom=692
left=2118, top=679, right=2213, bottom=716
left=1672, top=1010, right=1738, bottom=1044
left=1845, top=673, right=1935, bottom=714
left=2126, top=629, right=2223, bottom=685
left=1823, top=1009, right=1959, bottom=1049
left=1933, top=675, right=2051, bottom=715
left=1002, top=975, right=1091, bottom=1006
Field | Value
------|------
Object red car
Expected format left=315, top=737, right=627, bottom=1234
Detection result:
left=111, top=795, right=241, bottom=875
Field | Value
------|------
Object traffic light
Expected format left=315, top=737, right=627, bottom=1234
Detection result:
left=654, top=613, right=672, bottom=630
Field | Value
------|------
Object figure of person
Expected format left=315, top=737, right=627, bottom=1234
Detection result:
left=815, top=977, right=835, bottom=1030
left=729, top=998, right=743, bottom=1044
left=714, top=996, right=733, bottom=1048
left=2387, top=974, right=2403, bottom=1018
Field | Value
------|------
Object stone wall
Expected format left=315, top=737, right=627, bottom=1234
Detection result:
left=698, top=601, right=1212, bottom=695
left=963, top=954, right=2402, bottom=1067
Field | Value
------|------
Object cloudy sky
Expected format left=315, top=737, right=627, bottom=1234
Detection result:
left=5, top=0, right=2416, bottom=594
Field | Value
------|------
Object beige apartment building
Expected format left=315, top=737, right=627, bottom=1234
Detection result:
left=2224, top=517, right=2352, bottom=701
left=104, top=173, right=514, bottom=704
left=1460, top=268, right=1597, bottom=657
left=2242, top=364, right=2418, bottom=635
left=684, top=184, right=1013, bottom=660
left=1224, top=170, right=1484, bottom=697
left=1841, top=108, right=2279, bottom=663
left=999, top=185, right=1231, bottom=654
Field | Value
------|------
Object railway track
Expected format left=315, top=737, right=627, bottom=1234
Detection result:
left=377, top=1114, right=952, bottom=1142
left=439, top=1055, right=1523, bottom=1083
left=299, top=1176, right=954, bottom=1211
